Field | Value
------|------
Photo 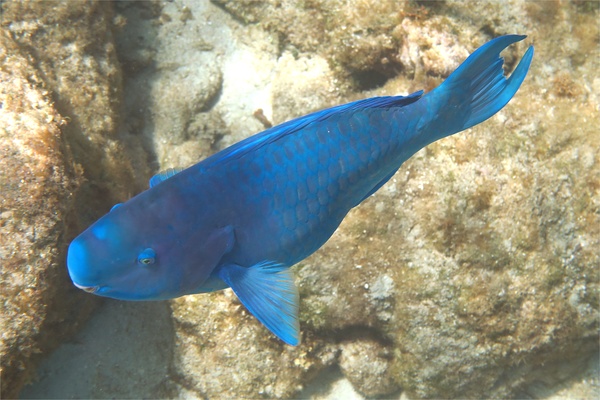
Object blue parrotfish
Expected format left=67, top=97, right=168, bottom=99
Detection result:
left=67, top=35, right=534, bottom=345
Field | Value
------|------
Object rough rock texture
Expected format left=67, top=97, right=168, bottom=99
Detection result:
left=1, top=1, right=148, bottom=397
left=338, top=339, right=398, bottom=397
left=212, top=0, right=471, bottom=91
left=170, top=291, right=338, bottom=398
left=2, top=1, right=150, bottom=208
left=270, top=52, right=341, bottom=126
left=0, top=30, right=86, bottom=399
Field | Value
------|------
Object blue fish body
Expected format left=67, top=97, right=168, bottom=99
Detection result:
left=67, top=35, right=534, bottom=345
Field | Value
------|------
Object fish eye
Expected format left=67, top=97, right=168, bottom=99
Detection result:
left=137, top=248, right=156, bottom=266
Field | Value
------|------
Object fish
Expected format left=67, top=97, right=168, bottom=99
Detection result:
left=67, top=35, right=534, bottom=346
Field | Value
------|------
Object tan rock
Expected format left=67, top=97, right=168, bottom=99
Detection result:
left=0, top=1, right=149, bottom=396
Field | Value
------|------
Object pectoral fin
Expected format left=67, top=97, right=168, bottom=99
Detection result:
left=218, top=261, right=300, bottom=346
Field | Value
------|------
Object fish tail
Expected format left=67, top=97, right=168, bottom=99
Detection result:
left=420, top=35, right=533, bottom=146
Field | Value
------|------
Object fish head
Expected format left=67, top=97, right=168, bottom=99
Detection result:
left=66, top=190, right=218, bottom=301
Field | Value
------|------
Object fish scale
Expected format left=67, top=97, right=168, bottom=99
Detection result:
left=226, top=107, right=405, bottom=267
left=67, top=35, right=534, bottom=346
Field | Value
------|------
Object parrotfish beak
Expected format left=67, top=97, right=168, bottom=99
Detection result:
left=73, top=281, right=99, bottom=293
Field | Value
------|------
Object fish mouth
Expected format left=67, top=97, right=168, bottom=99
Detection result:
left=73, top=282, right=99, bottom=294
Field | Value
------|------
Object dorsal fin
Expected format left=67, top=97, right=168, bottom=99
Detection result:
left=149, top=167, right=184, bottom=188
left=204, top=91, right=424, bottom=169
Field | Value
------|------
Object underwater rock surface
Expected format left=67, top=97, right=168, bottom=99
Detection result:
left=1, top=1, right=149, bottom=397
left=0, top=30, right=84, bottom=399
left=11, top=0, right=600, bottom=399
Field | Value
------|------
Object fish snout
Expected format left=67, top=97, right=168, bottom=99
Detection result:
left=67, top=236, right=100, bottom=293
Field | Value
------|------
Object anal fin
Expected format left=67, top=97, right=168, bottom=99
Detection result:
left=355, top=168, right=398, bottom=207
left=218, top=261, right=300, bottom=346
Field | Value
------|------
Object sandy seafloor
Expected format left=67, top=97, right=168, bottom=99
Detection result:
left=18, top=299, right=374, bottom=399
left=18, top=299, right=600, bottom=399
left=14, top=0, right=600, bottom=398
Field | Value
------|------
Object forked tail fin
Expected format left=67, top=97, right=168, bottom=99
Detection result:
left=439, top=34, right=534, bottom=131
